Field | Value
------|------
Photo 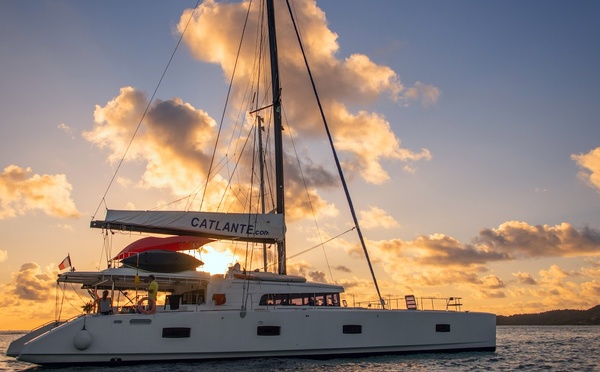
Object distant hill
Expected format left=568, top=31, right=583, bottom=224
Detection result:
left=497, top=305, right=600, bottom=325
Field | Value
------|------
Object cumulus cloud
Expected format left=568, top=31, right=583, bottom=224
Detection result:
left=513, top=272, right=538, bottom=285
left=84, top=0, right=438, bottom=219
left=359, top=206, right=399, bottom=229
left=0, top=263, right=86, bottom=329
left=352, top=221, right=600, bottom=294
left=309, top=270, right=327, bottom=283
left=374, top=233, right=509, bottom=268
left=0, top=250, right=7, bottom=263
left=177, top=0, right=432, bottom=185
left=0, top=165, right=81, bottom=219
left=580, top=279, right=600, bottom=297
left=475, top=221, right=600, bottom=258
left=83, top=88, right=218, bottom=197
left=572, top=147, right=600, bottom=192
left=83, top=86, right=339, bottom=219
left=11, top=263, right=56, bottom=301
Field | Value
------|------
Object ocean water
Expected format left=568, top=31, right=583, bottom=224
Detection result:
left=1, top=326, right=598, bottom=371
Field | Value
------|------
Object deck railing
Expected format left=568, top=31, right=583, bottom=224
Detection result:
left=352, top=296, right=463, bottom=311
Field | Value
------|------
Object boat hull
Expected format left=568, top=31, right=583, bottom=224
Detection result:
left=16, top=308, right=495, bottom=365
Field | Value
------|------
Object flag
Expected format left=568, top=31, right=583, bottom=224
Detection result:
left=59, top=255, right=71, bottom=270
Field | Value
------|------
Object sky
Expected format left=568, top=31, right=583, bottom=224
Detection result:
left=1, top=0, right=599, bottom=330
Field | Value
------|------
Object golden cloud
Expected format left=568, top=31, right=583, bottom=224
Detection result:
left=11, top=263, right=56, bottom=301
left=513, top=271, right=538, bottom=285
left=580, top=279, right=600, bottom=297
left=354, top=221, right=600, bottom=296
left=476, top=221, right=600, bottom=258
left=83, top=87, right=225, bottom=202
left=178, top=0, right=433, bottom=185
left=359, top=206, right=399, bottom=229
left=373, top=234, right=509, bottom=269
left=572, top=146, right=600, bottom=191
left=0, top=263, right=86, bottom=330
left=0, top=165, right=81, bottom=220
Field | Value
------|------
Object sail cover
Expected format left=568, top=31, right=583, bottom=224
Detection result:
left=91, top=210, right=284, bottom=243
left=112, top=236, right=212, bottom=260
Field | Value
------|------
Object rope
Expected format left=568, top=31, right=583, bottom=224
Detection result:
left=284, top=0, right=385, bottom=308
left=91, top=0, right=202, bottom=219
left=287, top=227, right=355, bottom=261
left=200, top=0, right=254, bottom=211
left=284, top=106, right=334, bottom=282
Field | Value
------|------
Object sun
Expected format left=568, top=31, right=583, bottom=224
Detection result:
left=197, top=245, right=239, bottom=275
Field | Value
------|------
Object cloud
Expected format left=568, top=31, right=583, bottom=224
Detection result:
left=580, top=279, right=600, bottom=297
left=83, top=86, right=339, bottom=219
left=538, top=264, right=573, bottom=284
left=334, top=265, right=352, bottom=273
left=0, top=165, right=81, bottom=219
left=572, top=147, right=600, bottom=192
left=513, top=272, right=538, bottom=285
left=0, top=250, right=7, bottom=263
left=400, top=81, right=441, bottom=108
left=57, top=224, right=75, bottom=231
left=177, top=0, right=432, bottom=185
left=354, top=221, right=600, bottom=295
left=475, top=221, right=600, bottom=258
left=83, top=87, right=221, bottom=199
left=374, top=233, right=509, bottom=269
left=84, top=0, right=438, bottom=219
left=359, top=206, right=399, bottom=229
left=11, top=263, right=56, bottom=301
left=0, top=263, right=86, bottom=329
left=58, top=122, right=75, bottom=139
left=309, top=270, right=327, bottom=283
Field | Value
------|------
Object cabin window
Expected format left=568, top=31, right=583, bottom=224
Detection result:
left=181, top=289, right=205, bottom=305
left=343, top=325, right=362, bottom=334
left=259, top=293, right=340, bottom=306
left=129, top=319, right=152, bottom=325
left=162, top=327, right=191, bottom=338
left=257, top=326, right=281, bottom=336
left=436, top=324, right=451, bottom=332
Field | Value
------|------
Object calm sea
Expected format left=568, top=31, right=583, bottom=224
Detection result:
left=1, top=326, right=598, bottom=371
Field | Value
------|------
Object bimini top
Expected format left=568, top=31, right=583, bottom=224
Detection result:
left=57, top=267, right=211, bottom=292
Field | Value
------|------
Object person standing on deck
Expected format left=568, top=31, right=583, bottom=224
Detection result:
left=147, top=275, right=158, bottom=314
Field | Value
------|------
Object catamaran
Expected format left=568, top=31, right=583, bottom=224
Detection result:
left=8, top=0, right=495, bottom=365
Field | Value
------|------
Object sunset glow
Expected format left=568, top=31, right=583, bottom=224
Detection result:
left=0, top=0, right=599, bottom=330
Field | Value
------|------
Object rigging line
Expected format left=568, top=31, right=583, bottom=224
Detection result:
left=200, top=0, right=254, bottom=212
left=97, top=231, right=107, bottom=271
left=186, top=156, right=228, bottom=210
left=283, top=106, right=334, bottom=283
left=216, top=124, right=256, bottom=211
left=285, top=0, right=385, bottom=308
left=91, top=0, right=202, bottom=220
left=55, top=282, right=59, bottom=321
left=242, top=120, right=259, bottom=272
left=286, top=227, right=355, bottom=261
left=220, top=9, right=270, bottom=216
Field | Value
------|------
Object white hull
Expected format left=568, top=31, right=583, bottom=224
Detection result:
left=16, top=306, right=495, bottom=365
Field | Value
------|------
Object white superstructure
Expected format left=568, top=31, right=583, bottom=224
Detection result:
left=11, top=267, right=495, bottom=365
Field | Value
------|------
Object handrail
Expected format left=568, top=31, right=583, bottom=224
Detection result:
left=351, top=296, right=464, bottom=311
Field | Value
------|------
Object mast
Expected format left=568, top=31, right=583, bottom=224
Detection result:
left=266, top=0, right=286, bottom=275
left=257, top=116, right=268, bottom=272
